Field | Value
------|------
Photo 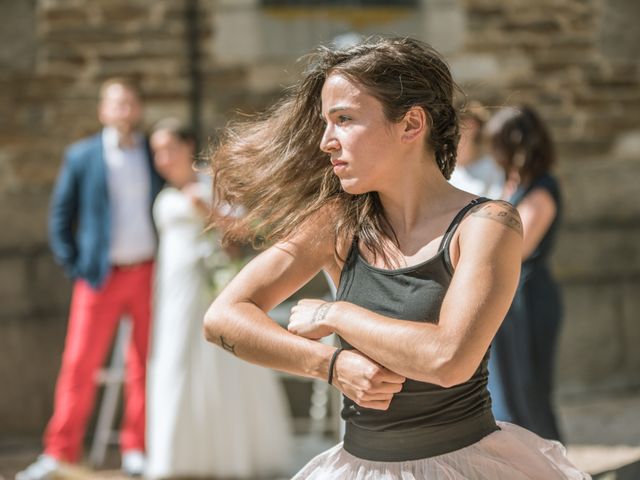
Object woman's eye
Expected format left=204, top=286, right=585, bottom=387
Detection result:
left=337, top=115, right=350, bottom=124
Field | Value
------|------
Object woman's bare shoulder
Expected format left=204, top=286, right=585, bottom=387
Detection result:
left=467, top=200, right=523, bottom=237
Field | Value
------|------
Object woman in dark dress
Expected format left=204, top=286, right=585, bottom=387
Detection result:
left=486, top=105, right=564, bottom=441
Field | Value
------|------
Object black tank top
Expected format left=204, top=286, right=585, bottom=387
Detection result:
left=336, top=198, right=499, bottom=461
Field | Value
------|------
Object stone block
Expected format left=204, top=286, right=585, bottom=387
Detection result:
left=596, top=0, right=640, bottom=61
left=0, top=257, right=29, bottom=318
left=217, top=0, right=258, bottom=8
left=612, top=130, right=640, bottom=160
left=0, top=191, right=50, bottom=249
left=558, top=157, right=640, bottom=225
left=502, top=16, right=561, bottom=34
left=144, top=101, right=191, bottom=128
left=100, top=5, right=150, bottom=23
left=0, top=316, right=67, bottom=435
left=583, top=114, right=640, bottom=139
left=42, top=6, right=89, bottom=23
left=555, top=138, right=612, bottom=160
left=5, top=147, right=65, bottom=190
left=553, top=226, right=640, bottom=281
left=212, top=7, right=261, bottom=66
left=0, top=0, right=36, bottom=72
left=621, top=282, right=640, bottom=381
left=31, top=252, right=72, bottom=316
left=246, top=63, right=298, bottom=94
left=423, top=0, right=464, bottom=55
left=555, top=283, right=625, bottom=395
left=0, top=151, right=21, bottom=193
left=450, top=54, right=502, bottom=83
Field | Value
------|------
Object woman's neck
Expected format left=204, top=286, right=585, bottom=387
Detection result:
left=377, top=164, right=461, bottom=237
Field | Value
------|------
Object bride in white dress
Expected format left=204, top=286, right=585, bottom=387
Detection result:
left=146, top=120, right=293, bottom=479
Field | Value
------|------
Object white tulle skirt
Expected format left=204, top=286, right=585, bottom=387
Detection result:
left=293, top=422, right=591, bottom=479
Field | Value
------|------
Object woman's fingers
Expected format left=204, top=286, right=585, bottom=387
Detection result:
left=370, top=367, right=405, bottom=384
left=357, top=399, right=393, bottom=411
left=332, top=350, right=406, bottom=409
left=370, top=380, right=405, bottom=394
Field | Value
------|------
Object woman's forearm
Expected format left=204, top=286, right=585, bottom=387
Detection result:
left=323, top=301, right=458, bottom=386
left=204, top=298, right=335, bottom=380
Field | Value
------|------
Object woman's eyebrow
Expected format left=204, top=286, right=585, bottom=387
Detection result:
left=320, top=106, right=352, bottom=121
left=329, top=106, right=350, bottom=114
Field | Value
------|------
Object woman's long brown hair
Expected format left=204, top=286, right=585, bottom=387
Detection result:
left=208, top=37, right=461, bottom=265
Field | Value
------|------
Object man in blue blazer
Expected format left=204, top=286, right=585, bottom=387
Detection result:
left=18, top=78, right=164, bottom=480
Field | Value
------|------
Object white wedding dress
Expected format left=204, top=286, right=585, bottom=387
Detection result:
left=146, top=185, right=293, bottom=479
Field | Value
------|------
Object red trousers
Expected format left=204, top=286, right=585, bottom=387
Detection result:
left=43, top=262, right=153, bottom=462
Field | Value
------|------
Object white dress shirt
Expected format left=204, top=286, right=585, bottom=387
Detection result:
left=102, top=127, right=156, bottom=265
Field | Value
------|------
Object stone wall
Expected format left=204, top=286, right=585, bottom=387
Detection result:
left=456, top=0, right=640, bottom=396
left=1, top=0, right=639, bottom=437
left=0, top=0, right=210, bottom=437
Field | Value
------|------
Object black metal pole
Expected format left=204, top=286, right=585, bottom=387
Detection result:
left=185, top=0, right=202, bottom=152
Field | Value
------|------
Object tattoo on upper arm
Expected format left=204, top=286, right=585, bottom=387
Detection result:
left=312, top=302, right=334, bottom=324
left=220, top=335, right=237, bottom=356
left=471, top=201, right=523, bottom=236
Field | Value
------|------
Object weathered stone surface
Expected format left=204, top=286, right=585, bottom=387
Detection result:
left=423, top=0, right=465, bottom=55
left=612, top=130, right=640, bottom=160
left=0, top=317, right=67, bottom=435
left=556, top=283, right=626, bottom=395
left=0, top=192, right=50, bottom=249
left=0, top=258, right=29, bottom=319
left=31, top=252, right=73, bottom=317
left=558, top=158, right=640, bottom=225
left=597, top=0, right=640, bottom=61
left=0, top=0, right=36, bottom=72
left=246, top=63, right=298, bottom=94
left=553, top=226, right=640, bottom=281
left=621, top=282, right=640, bottom=382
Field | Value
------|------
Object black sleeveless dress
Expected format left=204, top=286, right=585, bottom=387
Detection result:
left=293, top=196, right=590, bottom=479
left=488, top=173, right=564, bottom=441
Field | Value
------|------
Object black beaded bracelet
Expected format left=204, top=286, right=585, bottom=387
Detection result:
left=327, top=347, right=343, bottom=385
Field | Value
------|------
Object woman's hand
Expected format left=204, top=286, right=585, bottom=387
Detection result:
left=288, top=299, right=335, bottom=340
left=333, top=350, right=406, bottom=410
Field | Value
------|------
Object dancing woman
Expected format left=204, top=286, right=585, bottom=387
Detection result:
left=204, top=37, right=589, bottom=479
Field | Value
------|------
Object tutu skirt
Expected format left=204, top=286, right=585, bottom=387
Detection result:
left=293, top=422, right=591, bottom=479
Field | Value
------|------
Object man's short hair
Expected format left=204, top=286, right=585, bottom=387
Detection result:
left=99, top=77, right=142, bottom=101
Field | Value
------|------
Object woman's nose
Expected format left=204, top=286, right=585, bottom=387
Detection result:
left=320, top=127, right=339, bottom=153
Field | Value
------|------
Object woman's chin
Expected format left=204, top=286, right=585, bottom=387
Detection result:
left=339, top=179, right=368, bottom=195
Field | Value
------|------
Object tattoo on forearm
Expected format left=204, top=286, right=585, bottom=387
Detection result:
left=220, top=335, right=237, bottom=355
left=471, top=201, right=523, bottom=236
left=312, top=302, right=334, bottom=324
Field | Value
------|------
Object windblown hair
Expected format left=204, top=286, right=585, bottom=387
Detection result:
left=459, top=100, right=490, bottom=146
left=208, top=36, right=461, bottom=261
left=486, top=105, right=556, bottom=186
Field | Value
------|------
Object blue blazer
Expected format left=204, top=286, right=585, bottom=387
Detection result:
left=48, top=132, right=164, bottom=288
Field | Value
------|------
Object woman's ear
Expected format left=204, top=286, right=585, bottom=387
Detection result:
left=401, top=106, right=427, bottom=143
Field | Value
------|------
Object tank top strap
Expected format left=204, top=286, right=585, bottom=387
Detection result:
left=438, top=197, right=492, bottom=273
left=342, top=234, right=360, bottom=267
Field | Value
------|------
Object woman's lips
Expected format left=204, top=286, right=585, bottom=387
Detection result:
left=331, top=160, right=347, bottom=172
